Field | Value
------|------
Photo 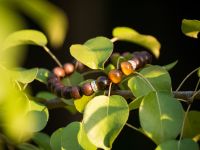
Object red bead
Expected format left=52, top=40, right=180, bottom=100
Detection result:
left=64, top=63, right=75, bottom=75
left=120, top=61, right=134, bottom=76
left=70, top=86, right=82, bottom=99
left=81, top=82, right=94, bottom=96
left=53, top=67, right=65, bottom=77
left=108, top=69, right=123, bottom=84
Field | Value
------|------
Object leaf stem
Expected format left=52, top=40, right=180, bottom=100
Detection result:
left=176, top=67, right=200, bottom=92
left=194, top=78, right=200, bottom=92
left=116, top=56, right=124, bottom=69
left=43, top=46, right=62, bottom=67
left=110, top=37, right=118, bottom=43
left=108, top=82, right=112, bottom=97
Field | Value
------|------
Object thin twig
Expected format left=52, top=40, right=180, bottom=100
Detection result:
left=43, top=46, right=62, bottom=67
left=110, top=37, right=118, bottom=43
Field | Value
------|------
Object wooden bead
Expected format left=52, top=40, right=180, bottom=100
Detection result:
left=81, top=82, right=94, bottom=96
left=108, top=69, right=123, bottom=84
left=70, top=86, right=82, bottom=99
left=64, top=63, right=75, bottom=75
left=96, top=76, right=110, bottom=90
left=53, top=67, right=65, bottom=77
left=120, top=61, right=134, bottom=76
left=62, top=86, right=71, bottom=99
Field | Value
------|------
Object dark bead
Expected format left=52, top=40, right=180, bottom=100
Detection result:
left=75, top=61, right=85, bottom=72
left=54, top=84, right=64, bottom=97
left=108, top=69, right=123, bottom=84
left=141, top=51, right=152, bottom=63
left=81, top=82, right=94, bottom=96
left=47, top=77, right=60, bottom=92
left=62, top=86, right=71, bottom=99
left=131, top=57, right=141, bottom=69
left=52, top=82, right=63, bottom=93
left=70, top=86, right=82, bottom=99
left=63, top=63, right=75, bottom=76
left=96, top=76, right=110, bottom=90
left=53, top=67, right=65, bottom=77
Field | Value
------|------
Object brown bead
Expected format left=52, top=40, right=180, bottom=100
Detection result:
left=141, top=51, right=152, bottom=63
left=120, top=61, right=134, bottom=76
left=62, top=86, right=71, bottom=99
left=96, top=76, right=110, bottom=90
left=81, top=82, right=94, bottom=96
left=64, top=63, right=75, bottom=75
left=70, top=86, right=82, bottom=99
left=54, top=84, right=64, bottom=97
left=53, top=67, right=65, bottom=77
left=108, top=69, right=123, bottom=84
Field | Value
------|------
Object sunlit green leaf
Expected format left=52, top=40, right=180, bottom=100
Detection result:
left=3, top=30, right=47, bottom=50
left=83, top=95, right=129, bottom=149
left=155, top=139, right=199, bottom=150
left=129, top=96, right=144, bottom=111
left=162, top=60, right=178, bottom=71
left=139, top=92, right=184, bottom=144
left=128, top=65, right=172, bottom=97
left=62, top=71, right=84, bottom=86
left=104, top=64, right=115, bottom=74
left=74, top=95, right=95, bottom=113
left=183, top=111, right=200, bottom=138
left=11, top=68, right=38, bottom=84
left=36, top=68, right=51, bottom=84
left=70, top=37, right=113, bottom=69
left=61, top=122, right=96, bottom=150
left=181, top=19, right=200, bottom=38
left=50, top=128, right=62, bottom=150
left=26, top=100, right=49, bottom=132
left=16, top=0, right=68, bottom=47
left=112, top=27, right=160, bottom=58
left=32, top=132, right=52, bottom=150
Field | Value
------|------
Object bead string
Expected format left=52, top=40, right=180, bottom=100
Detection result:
left=47, top=51, right=152, bottom=99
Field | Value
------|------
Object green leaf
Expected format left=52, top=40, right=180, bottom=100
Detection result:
left=36, top=91, right=56, bottom=100
left=155, top=139, right=199, bottom=150
left=83, top=95, right=129, bottom=149
left=26, top=100, right=49, bottom=132
left=11, top=68, right=38, bottom=84
left=112, top=27, right=160, bottom=58
left=17, top=0, right=68, bottom=47
left=61, top=122, right=96, bottom=150
left=162, top=60, right=178, bottom=71
left=3, top=30, right=47, bottom=50
left=62, top=71, right=84, bottom=86
left=139, top=92, right=184, bottom=144
left=17, top=143, right=40, bottom=150
left=50, top=128, right=62, bottom=150
left=183, top=111, right=200, bottom=138
left=70, top=37, right=113, bottom=69
left=104, top=64, right=115, bottom=74
left=74, top=95, right=95, bottom=113
left=36, top=68, right=51, bottom=84
left=181, top=19, right=200, bottom=38
left=129, top=96, right=144, bottom=111
left=128, top=65, right=172, bottom=97
left=32, top=132, right=52, bottom=150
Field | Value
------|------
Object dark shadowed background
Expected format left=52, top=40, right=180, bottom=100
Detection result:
left=23, top=0, right=200, bottom=149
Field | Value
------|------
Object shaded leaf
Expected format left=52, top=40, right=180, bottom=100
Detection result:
left=74, top=95, right=95, bottom=113
left=181, top=19, right=200, bottom=38
left=104, top=64, right=115, bottom=74
left=62, top=71, right=84, bottom=86
left=32, top=132, right=52, bottom=150
left=162, top=60, right=178, bottom=71
left=139, top=92, right=184, bottom=144
left=17, top=0, right=68, bottom=47
left=70, top=37, right=113, bottom=69
left=17, top=143, right=40, bottom=150
left=128, top=65, right=172, bottom=97
left=83, top=95, right=129, bottom=149
left=50, top=128, right=62, bottom=150
left=36, top=68, right=51, bottom=84
left=129, top=96, right=144, bottom=111
left=61, top=122, right=96, bottom=150
left=112, top=27, right=160, bottom=58
left=155, top=139, right=199, bottom=150
left=3, top=30, right=47, bottom=50
left=36, top=91, right=56, bottom=100
left=183, top=111, right=200, bottom=138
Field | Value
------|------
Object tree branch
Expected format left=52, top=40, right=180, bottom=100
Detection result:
left=35, top=90, right=200, bottom=109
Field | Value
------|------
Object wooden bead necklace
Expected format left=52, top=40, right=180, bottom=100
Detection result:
left=47, top=51, right=152, bottom=99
